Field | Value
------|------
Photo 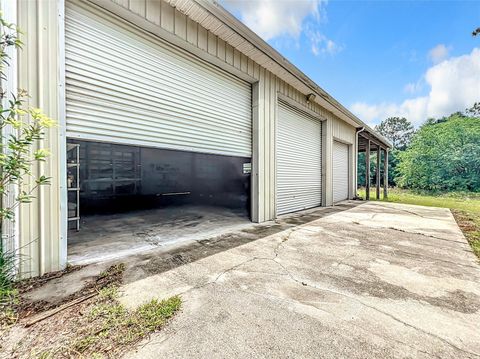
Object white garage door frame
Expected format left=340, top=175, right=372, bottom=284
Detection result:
left=275, top=98, right=325, bottom=216
left=333, top=138, right=352, bottom=203
left=65, top=2, right=253, bottom=158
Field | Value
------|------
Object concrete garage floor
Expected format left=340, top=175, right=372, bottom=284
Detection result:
left=117, top=201, right=480, bottom=359
left=68, top=205, right=251, bottom=265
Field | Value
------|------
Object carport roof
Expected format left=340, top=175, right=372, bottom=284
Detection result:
left=166, top=0, right=392, bottom=149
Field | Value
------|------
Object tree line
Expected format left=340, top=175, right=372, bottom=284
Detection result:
left=359, top=103, right=480, bottom=193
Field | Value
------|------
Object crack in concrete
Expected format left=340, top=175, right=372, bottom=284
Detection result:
left=275, top=266, right=480, bottom=357
left=316, top=226, right=470, bottom=261
left=242, top=288, right=443, bottom=358
left=236, top=269, right=289, bottom=277
left=350, top=219, right=468, bottom=245
left=315, top=227, right=479, bottom=272
left=237, top=283, right=444, bottom=359
left=369, top=203, right=441, bottom=220
left=387, top=226, right=467, bottom=245
left=328, top=253, right=356, bottom=271
left=353, top=301, right=480, bottom=358
left=391, top=249, right=480, bottom=271
left=266, top=260, right=480, bottom=358
left=211, top=257, right=265, bottom=283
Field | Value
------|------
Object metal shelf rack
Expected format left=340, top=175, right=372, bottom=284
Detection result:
left=67, top=143, right=80, bottom=231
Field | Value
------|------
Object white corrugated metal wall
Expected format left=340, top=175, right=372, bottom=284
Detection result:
left=276, top=102, right=322, bottom=215
left=16, top=0, right=67, bottom=277
left=15, top=0, right=359, bottom=276
left=66, top=3, right=252, bottom=157
left=333, top=141, right=349, bottom=202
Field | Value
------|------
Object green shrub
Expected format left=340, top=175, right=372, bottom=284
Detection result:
left=0, top=248, right=19, bottom=325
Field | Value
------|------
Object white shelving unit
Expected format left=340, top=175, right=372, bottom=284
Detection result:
left=67, top=143, right=80, bottom=231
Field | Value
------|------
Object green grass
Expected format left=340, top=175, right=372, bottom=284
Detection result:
left=358, top=187, right=480, bottom=258
left=358, top=187, right=480, bottom=213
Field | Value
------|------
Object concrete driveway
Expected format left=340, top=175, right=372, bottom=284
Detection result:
left=120, top=201, right=480, bottom=359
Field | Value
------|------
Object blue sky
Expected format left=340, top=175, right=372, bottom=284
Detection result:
left=222, top=0, right=480, bottom=127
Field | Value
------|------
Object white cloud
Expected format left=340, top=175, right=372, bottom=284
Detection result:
left=223, top=0, right=341, bottom=56
left=428, top=44, right=450, bottom=64
left=350, top=48, right=480, bottom=126
left=223, top=0, right=322, bottom=41
left=307, top=28, right=343, bottom=56
left=403, top=80, right=423, bottom=94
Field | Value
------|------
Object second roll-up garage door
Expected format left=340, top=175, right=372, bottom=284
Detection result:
left=276, top=102, right=322, bottom=215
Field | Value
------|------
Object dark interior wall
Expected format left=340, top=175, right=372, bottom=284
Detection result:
left=68, top=140, right=251, bottom=216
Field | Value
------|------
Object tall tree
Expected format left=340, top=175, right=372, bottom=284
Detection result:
left=466, top=102, right=480, bottom=117
left=396, top=114, right=480, bottom=192
left=375, top=117, right=414, bottom=150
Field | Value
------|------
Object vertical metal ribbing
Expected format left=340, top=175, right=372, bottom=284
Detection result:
left=333, top=140, right=349, bottom=202
left=0, top=0, right=19, bottom=274
left=276, top=101, right=322, bottom=215
left=65, top=3, right=252, bottom=158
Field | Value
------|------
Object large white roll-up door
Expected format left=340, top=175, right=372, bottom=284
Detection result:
left=276, top=102, right=322, bottom=215
left=65, top=4, right=252, bottom=157
left=333, top=140, right=350, bottom=202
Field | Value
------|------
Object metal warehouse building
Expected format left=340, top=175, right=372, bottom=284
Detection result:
left=5, top=0, right=390, bottom=277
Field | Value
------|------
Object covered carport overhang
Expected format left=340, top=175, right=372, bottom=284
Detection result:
left=357, top=129, right=392, bottom=200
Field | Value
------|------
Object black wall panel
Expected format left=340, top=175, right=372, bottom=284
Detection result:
left=69, top=140, right=251, bottom=217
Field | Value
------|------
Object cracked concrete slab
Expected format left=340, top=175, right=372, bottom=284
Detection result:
left=119, top=201, right=480, bottom=359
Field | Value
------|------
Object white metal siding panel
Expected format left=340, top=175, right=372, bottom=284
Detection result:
left=276, top=102, right=322, bottom=215
left=17, top=0, right=66, bottom=277
left=65, top=4, right=252, bottom=157
left=333, top=140, right=349, bottom=202
left=333, top=117, right=355, bottom=144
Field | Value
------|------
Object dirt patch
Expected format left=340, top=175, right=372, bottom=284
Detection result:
left=1, top=264, right=126, bottom=356
left=10, top=264, right=123, bottom=323
left=0, top=265, right=85, bottom=327
left=16, top=265, right=85, bottom=295
left=1, top=264, right=181, bottom=358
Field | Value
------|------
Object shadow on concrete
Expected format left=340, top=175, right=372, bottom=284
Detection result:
left=20, top=201, right=362, bottom=308
left=124, top=201, right=362, bottom=283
